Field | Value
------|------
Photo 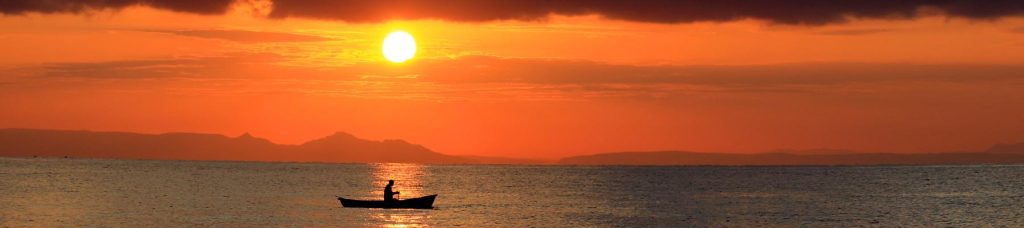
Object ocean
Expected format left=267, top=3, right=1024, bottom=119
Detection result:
left=1, top=157, right=1022, bottom=227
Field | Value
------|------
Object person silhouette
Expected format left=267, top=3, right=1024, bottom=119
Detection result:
left=384, top=180, right=400, bottom=201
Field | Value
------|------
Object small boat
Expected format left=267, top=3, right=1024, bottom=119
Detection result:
left=337, top=194, right=437, bottom=209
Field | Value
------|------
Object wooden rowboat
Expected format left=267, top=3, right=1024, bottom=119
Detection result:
left=337, top=194, right=437, bottom=209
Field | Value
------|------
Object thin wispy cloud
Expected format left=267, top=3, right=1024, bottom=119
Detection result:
left=161, top=29, right=336, bottom=43
left=816, top=28, right=894, bottom=36
left=20, top=54, right=1024, bottom=102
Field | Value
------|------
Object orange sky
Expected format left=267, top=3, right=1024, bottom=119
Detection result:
left=2, top=2, right=1024, bottom=159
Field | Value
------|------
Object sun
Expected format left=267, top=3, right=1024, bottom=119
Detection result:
left=382, top=31, right=416, bottom=63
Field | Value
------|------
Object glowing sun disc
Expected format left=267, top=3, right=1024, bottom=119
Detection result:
left=382, top=31, right=416, bottom=63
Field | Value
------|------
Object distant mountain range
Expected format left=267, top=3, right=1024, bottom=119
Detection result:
left=0, top=128, right=527, bottom=164
left=558, top=144, right=1024, bottom=166
left=1, top=128, right=1023, bottom=166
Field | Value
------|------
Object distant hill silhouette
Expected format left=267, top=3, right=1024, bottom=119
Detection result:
left=767, top=148, right=859, bottom=155
left=4, top=128, right=1024, bottom=166
left=451, top=155, right=547, bottom=164
left=0, top=128, right=477, bottom=164
left=559, top=150, right=1024, bottom=166
left=986, top=142, right=1024, bottom=154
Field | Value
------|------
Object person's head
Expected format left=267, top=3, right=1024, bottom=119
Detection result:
left=388, top=180, right=394, bottom=185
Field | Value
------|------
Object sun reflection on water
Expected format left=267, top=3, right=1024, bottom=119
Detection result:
left=368, top=163, right=427, bottom=199
left=374, top=211, right=430, bottom=228
left=367, top=163, right=431, bottom=227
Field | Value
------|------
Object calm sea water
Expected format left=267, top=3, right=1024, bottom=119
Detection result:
left=1, top=158, right=1023, bottom=227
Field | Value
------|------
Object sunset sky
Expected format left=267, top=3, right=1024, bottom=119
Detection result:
left=1, top=1, right=1023, bottom=159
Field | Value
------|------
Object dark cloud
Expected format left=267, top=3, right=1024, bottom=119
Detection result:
left=0, top=0, right=235, bottom=15
left=3, top=0, right=1023, bottom=25
left=156, top=29, right=335, bottom=43
left=267, top=0, right=1024, bottom=25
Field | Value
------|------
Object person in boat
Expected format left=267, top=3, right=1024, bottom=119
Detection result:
left=384, top=180, right=400, bottom=202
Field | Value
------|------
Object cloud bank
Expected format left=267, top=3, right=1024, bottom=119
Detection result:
left=0, top=0, right=234, bottom=15
left=2, top=0, right=1023, bottom=25
left=267, top=0, right=1024, bottom=24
